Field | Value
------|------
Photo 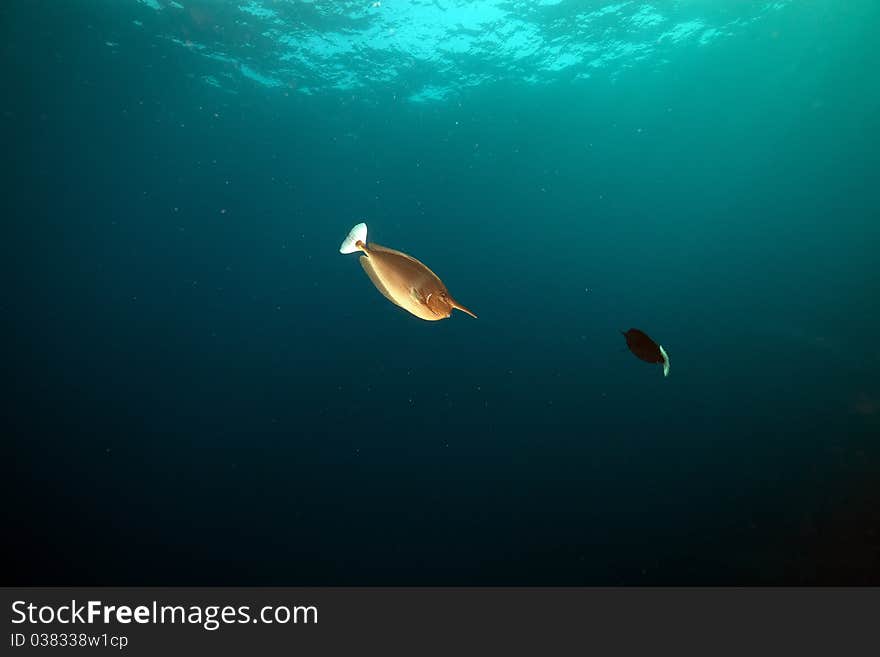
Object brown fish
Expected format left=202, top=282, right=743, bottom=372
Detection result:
left=339, top=223, right=477, bottom=322
left=622, top=328, right=670, bottom=377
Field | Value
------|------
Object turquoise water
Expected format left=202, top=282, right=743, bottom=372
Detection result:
left=128, top=1, right=796, bottom=100
left=4, top=0, right=879, bottom=584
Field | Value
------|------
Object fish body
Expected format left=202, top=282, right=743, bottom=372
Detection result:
left=623, top=328, right=670, bottom=376
left=339, top=223, right=477, bottom=321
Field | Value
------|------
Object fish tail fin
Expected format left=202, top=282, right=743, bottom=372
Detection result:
left=451, top=299, right=478, bottom=319
left=339, top=222, right=368, bottom=254
left=659, top=344, right=670, bottom=377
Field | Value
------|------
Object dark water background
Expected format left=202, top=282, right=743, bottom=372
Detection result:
left=4, top=1, right=879, bottom=584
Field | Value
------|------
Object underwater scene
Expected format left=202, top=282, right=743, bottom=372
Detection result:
left=5, top=0, right=879, bottom=584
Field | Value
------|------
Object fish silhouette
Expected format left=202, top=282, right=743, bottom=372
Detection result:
left=622, top=328, right=670, bottom=377
left=339, top=223, right=477, bottom=322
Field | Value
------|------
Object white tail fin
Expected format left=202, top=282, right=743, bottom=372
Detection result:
left=659, top=344, right=670, bottom=377
left=339, top=222, right=368, bottom=254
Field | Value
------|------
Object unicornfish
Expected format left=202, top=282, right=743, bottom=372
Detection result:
left=339, top=222, right=477, bottom=322
left=622, top=328, right=670, bottom=377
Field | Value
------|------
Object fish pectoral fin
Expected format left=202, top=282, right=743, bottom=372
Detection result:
left=412, top=288, right=445, bottom=317
left=360, top=256, right=403, bottom=309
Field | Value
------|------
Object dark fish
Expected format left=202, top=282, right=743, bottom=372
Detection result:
left=622, top=328, right=670, bottom=377
left=339, top=223, right=477, bottom=322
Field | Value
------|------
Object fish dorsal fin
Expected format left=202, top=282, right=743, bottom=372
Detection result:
left=368, top=243, right=444, bottom=282
left=367, top=243, right=421, bottom=262
left=359, top=255, right=404, bottom=309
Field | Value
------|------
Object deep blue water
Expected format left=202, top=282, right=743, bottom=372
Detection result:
left=4, top=0, right=879, bottom=584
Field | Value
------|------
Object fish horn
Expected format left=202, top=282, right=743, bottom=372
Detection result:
left=450, top=299, right=477, bottom=319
